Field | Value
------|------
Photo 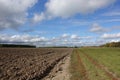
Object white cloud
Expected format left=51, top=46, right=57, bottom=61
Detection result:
left=103, top=19, right=120, bottom=22
left=0, top=33, right=94, bottom=47
left=1, top=33, right=120, bottom=47
left=102, top=11, right=120, bottom=16
left=90, top=23, right=108, bottom=33
left=33, top=0, right=116, bottom=22
left=61, top=34, right=69, bottom=38
left=46, top=0, right=115, bottom=17
left=32, top=12, right=46, bottom=23
left=71, top=34, right=92, bottom=40
left=71, top=35, right=79, bottom=39
left=101, top=33, right=120, bottom=39
left=0, top=34, right=46, bottom=43
left=0, top=0, right=37, bottom=30
left=109, top=39, right=120, bottom=42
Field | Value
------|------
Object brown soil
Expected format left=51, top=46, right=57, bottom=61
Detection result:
left=43, top=55, right=71, bottom=80
left=0, top=48, right=73, bottom=80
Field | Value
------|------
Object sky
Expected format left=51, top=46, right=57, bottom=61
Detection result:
left=0, top=0, right=120, bottom=47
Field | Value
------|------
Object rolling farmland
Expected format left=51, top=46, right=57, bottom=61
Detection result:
left=0, top=48, right=73, bottom=80
left=70, top=48, right=120, bottom=80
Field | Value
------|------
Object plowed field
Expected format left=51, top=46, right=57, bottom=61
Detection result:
left=0, top=48, right=73, bottom=80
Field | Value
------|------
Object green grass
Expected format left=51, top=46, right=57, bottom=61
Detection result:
left=78, top=50, right=111, bottom=80
left=79, top=47, right=120, bottom=77
left=70, top=49, right=82, bottom=80
left=70, top=48, right=120, bottom=80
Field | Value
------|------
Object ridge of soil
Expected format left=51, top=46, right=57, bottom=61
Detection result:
left=42, top=55, right=71, bottom=80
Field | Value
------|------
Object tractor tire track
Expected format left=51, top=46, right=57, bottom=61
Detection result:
left=80, top=50, right=120, bottom=80
left=75, top=49, right=89, bottom=80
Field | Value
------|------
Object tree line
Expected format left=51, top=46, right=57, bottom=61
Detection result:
left=0, top=44, right=36, bottom=48
left=100, top=42, right=120, bottom=47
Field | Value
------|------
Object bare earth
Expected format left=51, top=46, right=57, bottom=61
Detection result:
left=43, top=55, right=71, bottom=80
left=0, top=48, right=72, bottom=80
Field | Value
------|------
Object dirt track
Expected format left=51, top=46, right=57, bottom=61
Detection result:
left=76, top=50, right=89, bottom=80
left=43, top=55, right=71, bottom=80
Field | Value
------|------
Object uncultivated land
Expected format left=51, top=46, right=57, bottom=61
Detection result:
left=70, top=48, right=120, bottom=80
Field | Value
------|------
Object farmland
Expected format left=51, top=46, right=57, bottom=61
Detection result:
left=70, top=48, right=120, bottom=80
left=0, top=47, right=120, bottom=80
left=0, top=48, right=73, bottom=80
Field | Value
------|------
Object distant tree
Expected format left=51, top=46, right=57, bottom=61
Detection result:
left=100, top=42, right=120, bottom=47
left=0, top=44, right=36, bottom=48
left=74, top=46, right=78, bottom=48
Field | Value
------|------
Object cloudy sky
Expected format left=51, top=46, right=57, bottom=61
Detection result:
left=0, top=0, right=120, bottom=47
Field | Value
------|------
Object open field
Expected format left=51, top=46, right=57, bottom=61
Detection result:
left=0, top=48, right=73, bottom=80
left=0, top=47, right=120, bottom=80
left=70, top=48, right=120, bottom=80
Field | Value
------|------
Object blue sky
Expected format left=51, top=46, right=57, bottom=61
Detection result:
left=0, top=0, right=120, bottom=47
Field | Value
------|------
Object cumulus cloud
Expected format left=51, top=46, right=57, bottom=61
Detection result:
left=90, top=23, right=108, bottom=33
left=61, top=34, right=69, bottom=38
left=0, top=34, right=46, bottom=44
left=71, top=35, right=79, bottom=39
left=32, top=12, right=46, bottom=23
left=0, top=0, right=37, bottom=30
left=2, top=33, right=119, bottom=47
left=33, top=0, right=116, bottom=22
left=110, top=39, right=120, bottom=43
left=46, top=0, right=115, bottom=17
left=101, top=33, right=120, bottom=39
left=71, top=34, right=92, bottom=40
left=0, top=33, right=94, bottom=47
